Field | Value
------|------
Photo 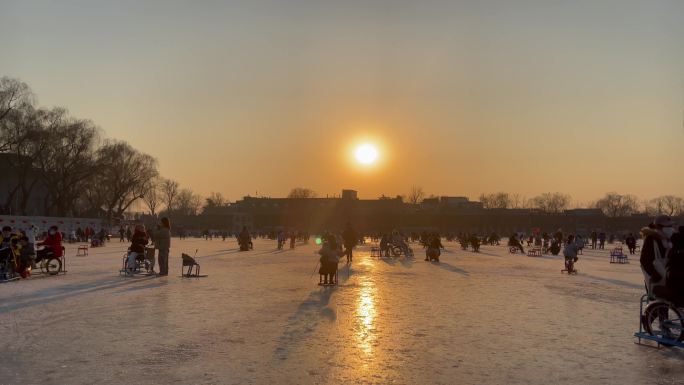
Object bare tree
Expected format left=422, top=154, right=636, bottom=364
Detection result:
left=92, top=140, right=159, bottom=221
left=511, top=193, right=522, bottom=209
left=287, top=187, right=317, bottom=199
left=141, top=178, right=162, bottom=217
left=0, top=77, right=32, bottom=119
left=407, top=186, right=425, bottom=205
left=160, top=179, right=180, bottom=212
left=35, top=110, right=100, bottom=216
left=594, top=192, right=640, bottom=217
left=479, top=192, right=512, bottom=209
left=176, top=188, right=203, bottom=216
left=530, top=192, right=571, bottom=213
left=203, top=192, right=228, bottom=213
left=0, top=105, right=53, bottom=214
left=645, top=195, right=684, bottom=216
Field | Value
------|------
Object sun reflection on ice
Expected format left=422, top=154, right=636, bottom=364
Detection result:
left=355, top=270, right=377, bottom=359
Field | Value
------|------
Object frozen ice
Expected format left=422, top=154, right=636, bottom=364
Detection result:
left=1, top=238, right=683, bottom=384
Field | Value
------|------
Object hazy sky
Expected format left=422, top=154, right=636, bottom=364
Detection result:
left=2, top=0, right=683, bottom=204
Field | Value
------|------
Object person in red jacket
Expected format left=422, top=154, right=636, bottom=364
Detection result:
left=36, top=225, right=63, bottom=262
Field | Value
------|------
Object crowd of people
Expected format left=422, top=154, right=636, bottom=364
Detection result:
left=5, top=213, right=684, bottom=314
left=0, top=224, right=64, bottom=279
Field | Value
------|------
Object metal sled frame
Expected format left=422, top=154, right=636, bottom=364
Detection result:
left=181, top=253, right=207, bottom=278
left=634, top=294, right=684, bottom=349
left=318, top=269, right=338, bottom=286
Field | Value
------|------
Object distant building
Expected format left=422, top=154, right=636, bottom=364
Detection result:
left=213, top=190, right=658, bottom=234
left=83, top=187, right=683, bottom=235
left=0, top=154, right=49, bottom=216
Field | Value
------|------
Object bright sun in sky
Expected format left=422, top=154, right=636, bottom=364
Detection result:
left=355, top=143, right=379, bottom=165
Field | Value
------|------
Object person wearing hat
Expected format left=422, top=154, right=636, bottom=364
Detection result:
left=640, top=215, right=676, bottom=299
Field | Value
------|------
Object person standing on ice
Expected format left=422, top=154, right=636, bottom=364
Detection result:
left=289, top=230, right=296, bottom=249
left=625, top=233, right=637, bottom=254
left=154, top=217, right=171, bottom=276
left=238, top=226, right=252, bottom=250
left=277, top=230, right=285, bottom=249
left=667, top=226, right=684, bottom=307
left=640, top=215, right=675, bottom=299
left=598, top=231, right=606, bottom=249
left=342, top=222, right=357, bottom=263
left=574, top=234, right=584, bottom=254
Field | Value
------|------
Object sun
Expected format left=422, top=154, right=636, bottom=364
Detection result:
left=355, top=143, right=379, bottom=165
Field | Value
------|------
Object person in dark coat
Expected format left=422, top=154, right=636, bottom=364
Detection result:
left=318, top=235, right=342, bottom=284
left=154, top=218, right=171, bottom=276
left=238, top=226, right=252, bottom=251
left=625, top=233, right=637, bottom=255
left=342, top=222, right=357, bottom=263
left=640, top=215, right=675, bottom=300
left=425, top=233, right=443, bottom=262
left=667, top=225, right=684, bottom=306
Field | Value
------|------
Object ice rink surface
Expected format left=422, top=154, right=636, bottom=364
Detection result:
left=1, top=238, right=683, bottom=385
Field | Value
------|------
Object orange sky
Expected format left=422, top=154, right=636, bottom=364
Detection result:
left=2, top=1, right=683, bottom=203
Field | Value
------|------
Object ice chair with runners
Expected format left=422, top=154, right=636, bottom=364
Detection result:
left=318, top=269, right=338, bottom=286
left=181, top=251, right=206, bottom=278
left=561, top=257, right=578, bottom=275
left=610, top=247, right=628, bottom=264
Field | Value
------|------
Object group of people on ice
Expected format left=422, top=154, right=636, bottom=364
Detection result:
left=122, top=217, right=172, bottom=277
left=315, top=223, right=359, bottom=285
left=0, top=224, right=63, bottom=279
